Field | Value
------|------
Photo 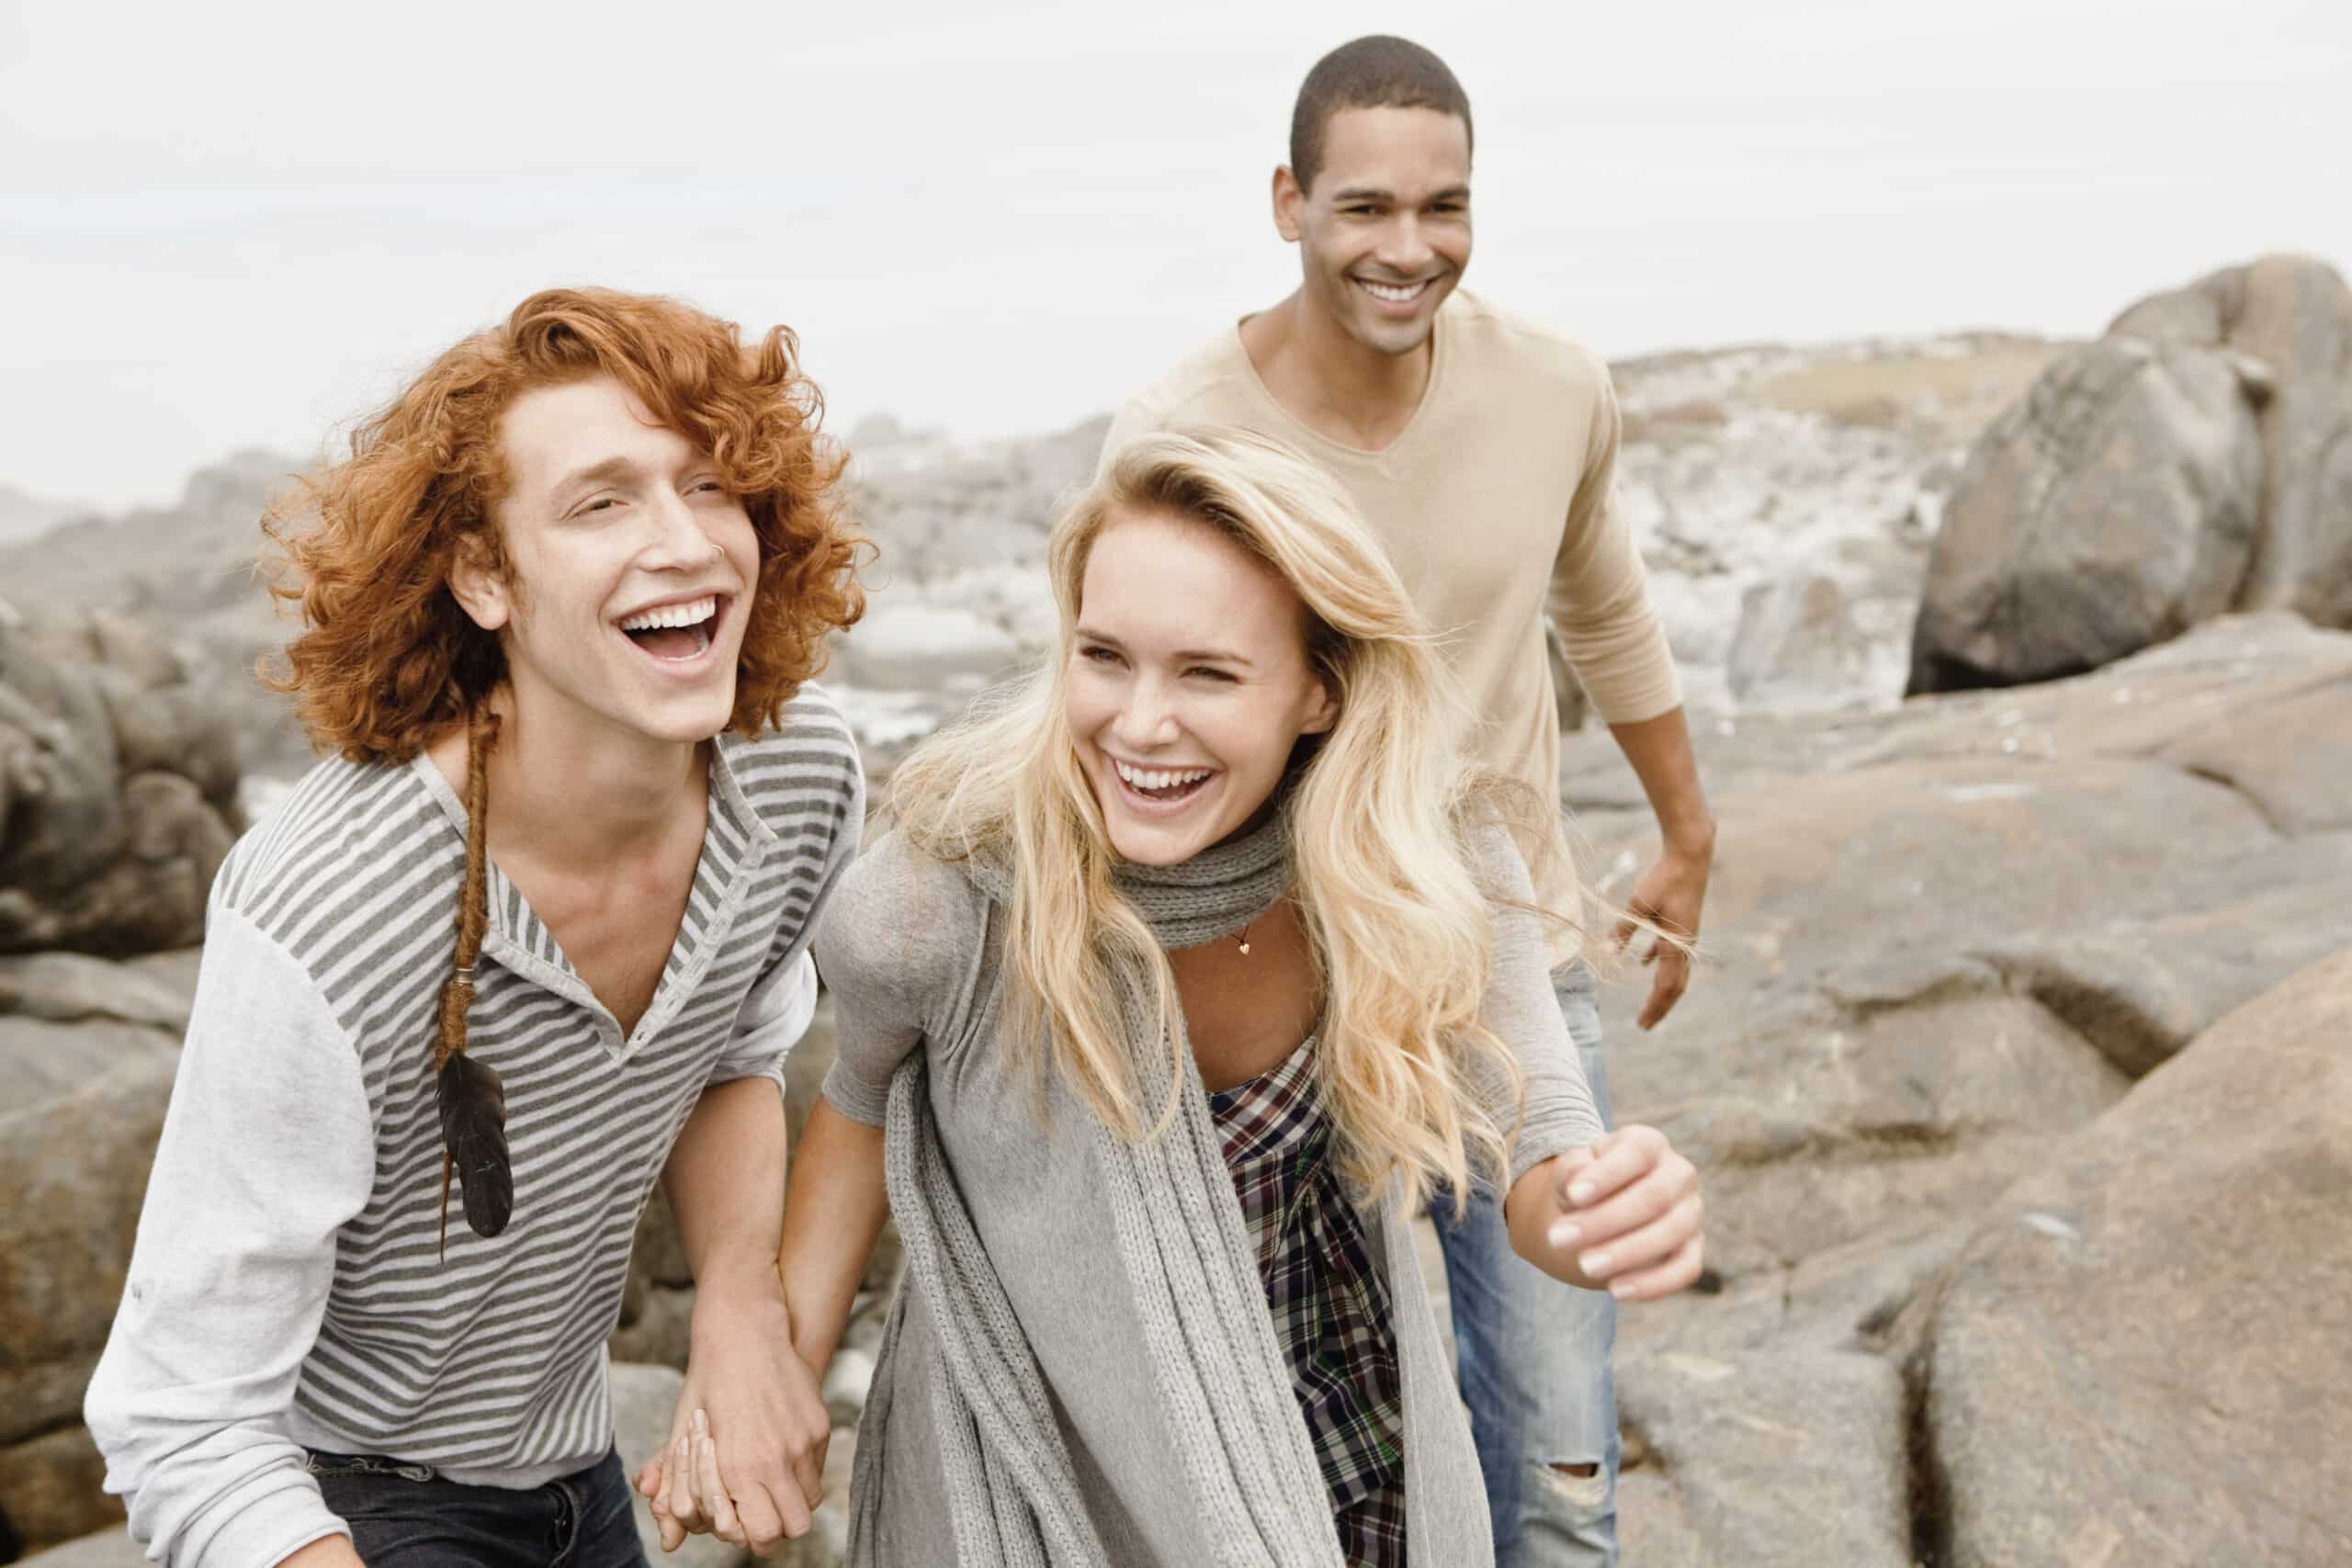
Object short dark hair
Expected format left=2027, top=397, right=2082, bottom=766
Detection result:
left=1288, top=36, right=1473, bottom=194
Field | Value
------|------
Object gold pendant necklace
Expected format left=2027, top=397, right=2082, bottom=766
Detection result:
left=1237, top=915, right=1254, bottom=956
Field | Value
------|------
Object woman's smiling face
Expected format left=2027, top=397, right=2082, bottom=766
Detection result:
left=1064, top=505, right=1338, bottom=866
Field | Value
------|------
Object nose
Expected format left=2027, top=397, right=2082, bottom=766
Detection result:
left=638, top=488, right=718, bottom=572
left=1374, top=212, right=1435, bottom=276
left=1110, top=672, right=1182, bottom=751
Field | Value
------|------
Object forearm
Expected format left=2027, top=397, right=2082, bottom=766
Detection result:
left=279, top=1535, right=365, bottom=1568
left=1605, top=706, right=1715, bottom=858
left=775, top=1098, right=891, bottom=1376
left=664, top=1076, right=789, bottom=1310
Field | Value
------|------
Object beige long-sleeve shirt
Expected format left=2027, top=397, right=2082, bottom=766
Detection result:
left=1103, top=290, right=1682, bottom=941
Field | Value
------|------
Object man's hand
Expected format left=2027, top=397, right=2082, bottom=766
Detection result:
left=1611, top=841, right=1710, bottom=1030
left=1600, top=705, right=1715, bottom=1030
left=1510, top=1125, right=1703, bottom=1300
left=630, top=1281, right=831, bottom=1555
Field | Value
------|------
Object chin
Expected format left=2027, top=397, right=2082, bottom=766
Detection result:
left=1107, top=828, right=1206, bottom=868
left=1356, top=313, right=1437, bottom=358
left=1094, top=795, right=1205, bottom=868
left=633, top=691, right=738, bottom=746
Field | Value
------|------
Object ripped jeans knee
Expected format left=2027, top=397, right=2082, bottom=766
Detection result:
left=1539, top=1459, right=1610, bottom=1511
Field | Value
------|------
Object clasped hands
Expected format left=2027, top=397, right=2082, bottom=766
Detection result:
left=632, top=1289, right=831, bottom=1556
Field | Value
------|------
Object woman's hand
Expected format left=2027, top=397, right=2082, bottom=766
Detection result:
left=639, top=1394, right=831, bottom=1554
left=1509, top=1124, right=1702, bottom=1301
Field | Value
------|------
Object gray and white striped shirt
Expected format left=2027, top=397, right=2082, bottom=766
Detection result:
left=85, top=689, right=862, bottom=1568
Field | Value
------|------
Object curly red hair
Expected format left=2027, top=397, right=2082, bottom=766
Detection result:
left=265, top=287, right=866, bottom=761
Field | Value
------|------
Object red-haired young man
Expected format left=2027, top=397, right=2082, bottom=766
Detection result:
left=85, top=288, right=867, bottom=1568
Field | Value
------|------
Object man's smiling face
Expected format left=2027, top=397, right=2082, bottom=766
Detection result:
left=451, top=374, right=759, bottom=752
left=1280, top=104, right=1473, bottom=358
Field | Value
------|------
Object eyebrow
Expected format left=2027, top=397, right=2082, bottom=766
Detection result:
left=1329, top=183, right=1471, bottom=205
left=1076, top=627, right=1257, bottom=669
left=550, top=456, right=641, bottom=497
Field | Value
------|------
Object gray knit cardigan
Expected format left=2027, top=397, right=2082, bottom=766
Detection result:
left=812, top=816, right=1603, bottom=1566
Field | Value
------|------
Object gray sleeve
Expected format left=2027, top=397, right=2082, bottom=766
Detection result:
left=1464, top=822, right=1605, bottom=1188
left=812, top=830, right=985, bottom=1127
left=710, top=757, right=865, bottom=1091
left=82, top=903, right=372, bottom=1568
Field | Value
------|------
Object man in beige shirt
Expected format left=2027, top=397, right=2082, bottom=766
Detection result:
left=1102, top=36, right=1716, bottom=1568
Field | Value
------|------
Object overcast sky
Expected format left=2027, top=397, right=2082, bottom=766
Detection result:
left=2, top=0, right=2344, bottom=512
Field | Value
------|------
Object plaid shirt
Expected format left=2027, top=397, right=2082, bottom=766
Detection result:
left=1209, top=1039, right=1408, bottom=1568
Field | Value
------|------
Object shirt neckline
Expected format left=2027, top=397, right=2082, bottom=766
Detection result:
left=403, top=736, right=774, bottom=1056
left=1226, top=293, right=1456, bottom=462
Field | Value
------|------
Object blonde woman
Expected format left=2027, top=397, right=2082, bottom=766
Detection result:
left=680, top=428, right=1702, bottom=1566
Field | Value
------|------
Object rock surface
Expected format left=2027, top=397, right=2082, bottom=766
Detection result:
left=0, top=1052, right=180, bottom=1448
left=9, top=1529, right=146, bottom=1568
left=1585, top=612, right=2352, bottom=1557
left=0, top=611, right=243, bottom=954
left=1912, top=254, right=2352, bottom=693
left=0, top=334, right=2057, bottom=787
left=1917, top=948, right=2352, bottom=1566
left=1907, top=337, right=2265, bottom=691
left=0, top=1429, right=119, bottom=1555
left=1617, top=1348, right=1912, bottom=1567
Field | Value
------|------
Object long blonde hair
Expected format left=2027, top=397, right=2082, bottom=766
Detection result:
left=889, top=427, right=1579, bottom=1212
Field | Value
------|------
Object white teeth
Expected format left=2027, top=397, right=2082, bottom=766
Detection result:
left=1114, top=760, right=1213, bottom=793
left=618, top=595, right=717, bottom=632
left=1358, top=278, right=1427, bottom=302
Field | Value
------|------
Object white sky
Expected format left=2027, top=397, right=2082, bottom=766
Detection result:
left=3, top=0, right=2345, bottom=511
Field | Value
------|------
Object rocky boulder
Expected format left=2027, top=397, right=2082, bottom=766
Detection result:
left=1570, top=612, right=2352, bottom=1552
left=1910, top=254, right=2352, bottom=694
left=0, top=610, right=243, bottom=954
left=1589, top=613, right=2352, bottom=1281
left=1917, top=947, right=2352, bottom=1565
left=1617, top=1348, right=1912, bottom=1567
left=0, top=1428, right=119, bottom=1556
left=1725, top=571, right=1872, bottom=707
left=2113, top=253, right=2352, bottom=628
left=0, top=1049, right=182, bottom=1557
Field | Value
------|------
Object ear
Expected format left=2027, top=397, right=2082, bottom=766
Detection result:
left=447, top=536, right=511, bottom=634
left=1298, top=673, right=1340, bottom=737
left=1272, top=164, right=1305, bottom=243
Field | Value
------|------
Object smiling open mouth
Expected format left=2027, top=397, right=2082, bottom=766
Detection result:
left=1113, top=757, right=1217, bottom=805
left=1353, top=276, right=1433, bottom=305
left=617, top=594, right=725, bottom=661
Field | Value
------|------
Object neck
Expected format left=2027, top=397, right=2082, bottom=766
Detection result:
left=1243, top=289, right=1432, bottom=447
left=446, top=687, right=707, bottom=872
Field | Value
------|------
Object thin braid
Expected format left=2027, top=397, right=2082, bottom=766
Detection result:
left=435, top=705, right=501, bottom=1253
left=433, top=705, right=499, bottom=1066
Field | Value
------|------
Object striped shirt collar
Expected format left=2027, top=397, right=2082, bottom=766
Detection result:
left=402, top=736, right=781, bottom=1061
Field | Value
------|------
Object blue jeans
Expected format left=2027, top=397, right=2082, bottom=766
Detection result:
left=1432, top=964, right=1618, bottom=1567
left=306, top=1448, right=648, bottom=1568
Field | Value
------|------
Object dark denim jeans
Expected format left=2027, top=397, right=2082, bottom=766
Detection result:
left=306, top=1448, right=649, bottom=1568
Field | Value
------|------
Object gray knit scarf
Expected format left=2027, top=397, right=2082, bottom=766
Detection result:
left=852, top=811, right=1350, bottom=1568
